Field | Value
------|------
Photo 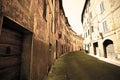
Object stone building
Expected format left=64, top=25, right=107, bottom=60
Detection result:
left=60, top=10, right=83, bottom=52
left=81, top=0, right=120, bottom=61
left=55, top=0, right=64, bottom=58
left=46, top=0, right=56, bottom=74
left=69, top=28, right=83, bottom=51
left=0, top=0, right=83, bottom=80
left=0, top=0, right=55, bottom=80
left=60, top=9, right=71, bottom=53
left=73, top=35, right=83, bottom=51
left=55, top=0, right=83, bottom=57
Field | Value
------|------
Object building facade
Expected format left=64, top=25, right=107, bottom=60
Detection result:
left=69, top=28, right=83, bottom=51
left=60, top=9, right=83, bottom=53
left=0, top=0, right=83, bottom=80
left=0, top=0, right=55, bottom=80
left=82, top=0, right=120, bottom=61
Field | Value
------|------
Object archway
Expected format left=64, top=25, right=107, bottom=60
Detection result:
left=103, top=39, right=115, bottom=58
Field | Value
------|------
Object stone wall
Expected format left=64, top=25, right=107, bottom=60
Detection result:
left=82, top=0, right=120, bottom=61
left=0, top=0, right=51, bottom=80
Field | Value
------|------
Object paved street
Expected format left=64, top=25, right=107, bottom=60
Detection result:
left=45, top=51, right=120, bottom=80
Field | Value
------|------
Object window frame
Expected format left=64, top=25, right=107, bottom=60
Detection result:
left=100, top=1, right=105, bottom=13
left=102, top=21, right=108, bottom=32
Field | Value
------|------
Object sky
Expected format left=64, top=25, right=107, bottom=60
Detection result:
left=62, top=0, right=86, bottom=35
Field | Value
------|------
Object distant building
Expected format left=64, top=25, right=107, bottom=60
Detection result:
left=69, top=28, right=83, bottom=51
left=60, top=9, right=83, bottom=53
left=81, top=0, right=120, bottom=61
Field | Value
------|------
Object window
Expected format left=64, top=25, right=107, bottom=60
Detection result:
left=54, top=12, right=58, bottom=34
left=88, top=30, right=90, bottom=35
left=91, top=26, right=94, bottom=33
left=90, top=12, right=92, bottom=18
left=58, top=33, right=62, bottom=39
left=51, top=17, right=53, bottom=33
left=43, top=0, right=47, bottom=20
left=88, top=1, right=91, bottom=7
left=100, top=1, right=105, bottom=13
left=86, top=32, right=87, bottom=37
left=86, top=9, right=87, bottom=13
left=51, top=0, right=53, bottom=4
left=54, top=22, right=56, bottom=34
left=102, top=21, right=108, bottom=32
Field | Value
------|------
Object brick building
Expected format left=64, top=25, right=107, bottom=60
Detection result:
left=82, top=0, right=120, bottom=61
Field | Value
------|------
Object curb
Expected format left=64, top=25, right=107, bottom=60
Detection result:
left=88, top=54, right=120, bottom=67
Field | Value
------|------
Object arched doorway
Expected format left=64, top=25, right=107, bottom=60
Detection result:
left=103, top=39, right=115, bottom=59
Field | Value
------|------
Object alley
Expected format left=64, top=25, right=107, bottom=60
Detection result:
left=45, top=51, right=120, bottom=80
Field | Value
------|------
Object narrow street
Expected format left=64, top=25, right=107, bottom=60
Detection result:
left=45, top=51, right=120, bottom=80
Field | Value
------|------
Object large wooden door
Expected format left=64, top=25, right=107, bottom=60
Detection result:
left=106, top=44, right=115, bottom=59
left=0, top=27, right=23, bottom=80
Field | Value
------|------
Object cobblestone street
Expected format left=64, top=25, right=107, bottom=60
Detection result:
left=45, top=51, right=120, bottom=80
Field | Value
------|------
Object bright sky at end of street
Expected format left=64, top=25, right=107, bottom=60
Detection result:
left=62, top=0, right=85, bottom=35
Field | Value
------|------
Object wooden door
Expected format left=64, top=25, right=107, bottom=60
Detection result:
left=0, top=27, right=23, bottom=80
left=106, top=44, right=115, bottom=59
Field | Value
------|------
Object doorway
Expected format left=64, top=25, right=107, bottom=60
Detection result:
left=103, top=39, right=114, bottom=58
left=0, top=17, right=32, bottom=80
left=0, top=18, right=23, bottom=80
left=93, top=42, right=98, bottom=55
